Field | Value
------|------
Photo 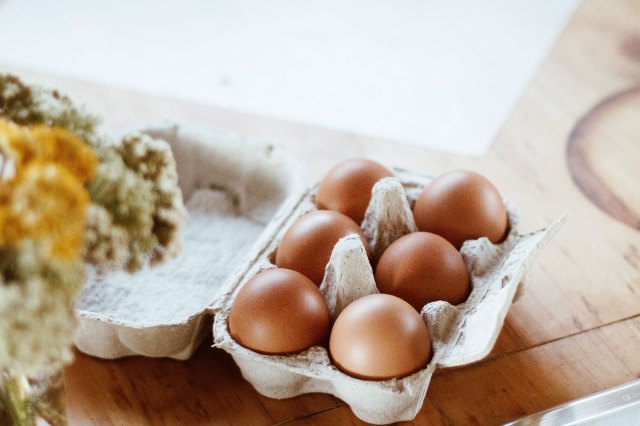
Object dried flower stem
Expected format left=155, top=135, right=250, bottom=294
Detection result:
left=0, top=370, right=67, bottom=426
left=1, top=371, right=32, bottom=426
left=31, top=370, right=67, bottom=426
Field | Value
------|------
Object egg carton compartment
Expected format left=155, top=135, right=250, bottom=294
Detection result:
left=74, top=123, right=305, bottom=359
left=72, top=122, right=563, bottom=423
left=213, top=169, right=565, bottom=424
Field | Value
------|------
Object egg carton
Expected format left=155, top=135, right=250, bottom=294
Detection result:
left=74, top=122, right=305, bottom=359
left=73, top=122, right=564, bottom=424
left=213, top=169, right=564, bottom=424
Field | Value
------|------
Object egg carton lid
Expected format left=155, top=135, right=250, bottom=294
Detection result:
left=74, top=122, right=306, bottom=359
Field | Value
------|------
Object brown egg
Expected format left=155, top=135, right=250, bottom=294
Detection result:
left=228, top=268, right=330, bottom=355
left=375, top=232, right=469, bottom=310
left=275, top=210, right=371, bottom=286
left=315, top=158, right=393, bottom=224
left=413, top=170, right=508, bottom=249
left=329, top=294, right=431, bottom=380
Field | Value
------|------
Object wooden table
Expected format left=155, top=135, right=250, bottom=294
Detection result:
left=3, top=0, right=640, bottom=424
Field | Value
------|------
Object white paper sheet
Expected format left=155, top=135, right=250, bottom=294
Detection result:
left=0, top=0, right=577, bottom=156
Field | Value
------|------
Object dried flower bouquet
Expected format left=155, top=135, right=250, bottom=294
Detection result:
left=0, top=75, right=186, bottom=425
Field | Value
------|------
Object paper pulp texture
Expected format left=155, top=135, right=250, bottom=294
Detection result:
left=74, top=123, right=564, bottom=424
left=213, top=171, right=564, bottom=424
left=74, top=123, right=305, bottom=359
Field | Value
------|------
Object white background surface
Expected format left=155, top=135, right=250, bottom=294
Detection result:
left=0, top=0, right=577, bottom=156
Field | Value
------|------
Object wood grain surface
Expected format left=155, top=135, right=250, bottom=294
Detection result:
left=567, top=85, right=640, bottom=230
left=2, top=0, right=640, bottom=424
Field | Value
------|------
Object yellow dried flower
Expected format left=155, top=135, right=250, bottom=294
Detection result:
left=2, top=75, right=186, bottom=272
left=0, top=102, right=95, bottom=385
left=0, top=119, right=96, bottom=183
left=0, top=118, right=36, bottom=168
left=0, top=163, right=90, bottom=261
left=30, top=125, right=97, bottom=183
left=0, top=76, right=185, bottom=422
left=0, top=119, right=96, bottom=261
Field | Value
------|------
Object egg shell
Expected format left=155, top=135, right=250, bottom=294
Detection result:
left=229, top=268, right=330, bottom=355
left=315, top=158, right=393, bottom=224
left=413, top=170, right=509, bottom=249
left=375, top=232, right=470, bottom=310
left=329, top=294, right=432, bottom=380
left=275, top=210, right=370, bottom=285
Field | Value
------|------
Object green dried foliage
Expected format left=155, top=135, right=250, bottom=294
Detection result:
left=0, top=241, right=84, bottom=375
left=0, top=75, right=98, bottom=143
left=0, top=74, right=186, bottom=377
left=0, top=74, right=186, bottom=272
left=84, top=132, right=186, bottom=271
left=117, top=132, right=185, bottom=265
